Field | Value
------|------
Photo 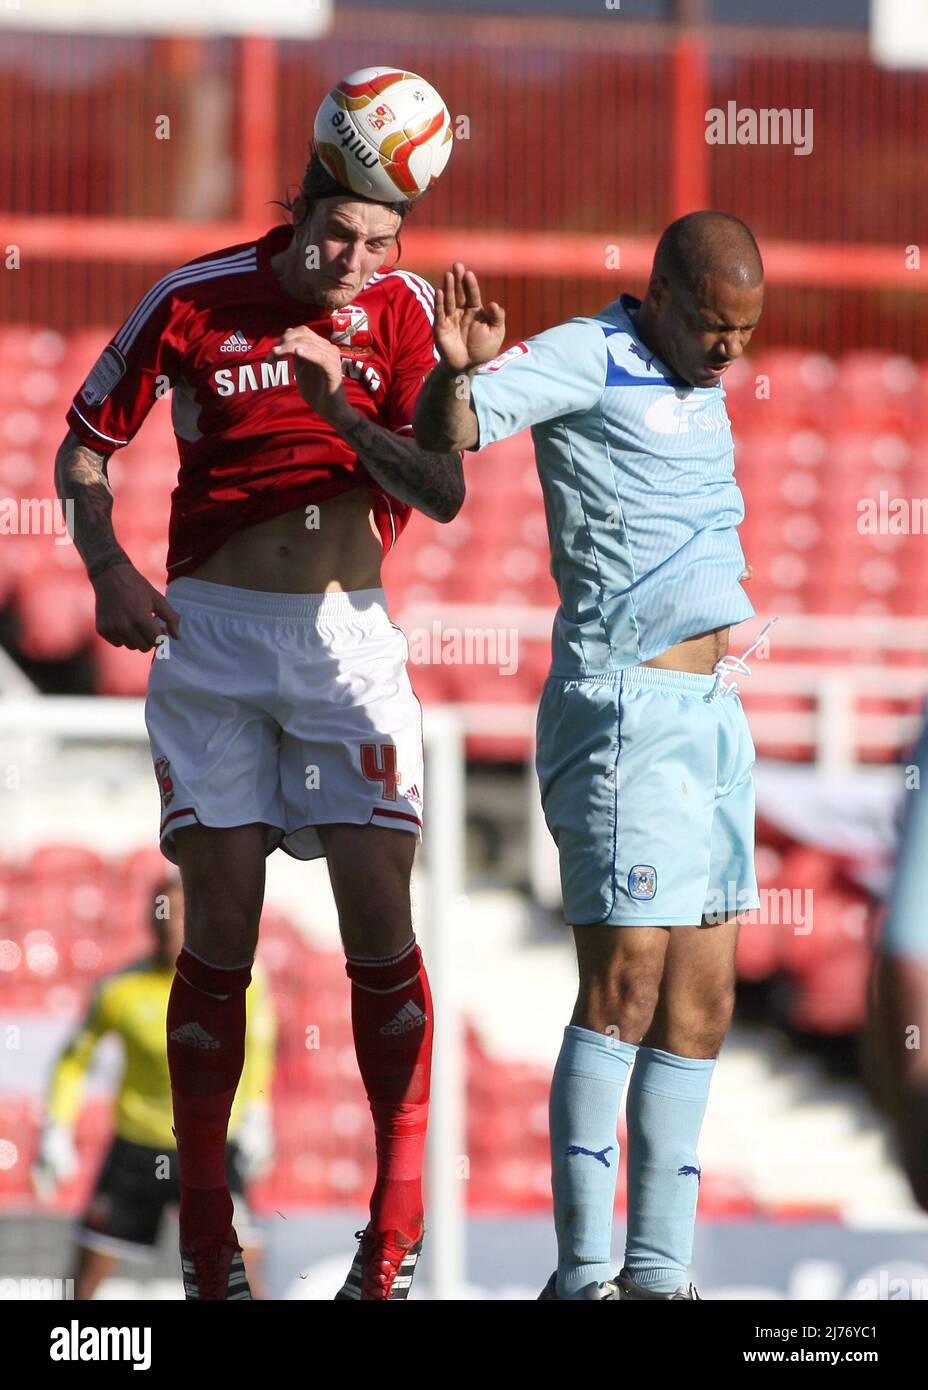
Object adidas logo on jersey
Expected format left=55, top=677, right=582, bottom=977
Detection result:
left=219, top=330, right=252, bottom=353
left=380, top=1001, right=427, bottom=1036
left=170, top=1021, right=220, bottom=1050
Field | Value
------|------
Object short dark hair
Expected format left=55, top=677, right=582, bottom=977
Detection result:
left=652, top=211, right=763, bottom=298
left=272, top=149, right=411, bottom=254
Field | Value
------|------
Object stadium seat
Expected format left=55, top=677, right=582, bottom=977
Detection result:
left=835, top=353, right=923, bottom=430
left=11, top=570, right=96, bottom=662
left=744, top=351, right=838, bottom=427
left=91, top=633, right=151, bottom=696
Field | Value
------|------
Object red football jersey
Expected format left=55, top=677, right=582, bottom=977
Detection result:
left=65, top=223, right=439, bottom=579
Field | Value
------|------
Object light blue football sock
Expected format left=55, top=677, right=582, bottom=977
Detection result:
left=623, top=1044, right=716, bottom=1292
left=549, top=1024, right=638, bottom=1298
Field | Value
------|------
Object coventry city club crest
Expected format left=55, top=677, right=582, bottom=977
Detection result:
left=628, top=864, right=657, bottom=900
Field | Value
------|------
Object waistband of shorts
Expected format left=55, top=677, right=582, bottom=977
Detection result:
left=619, top=665, right=719, bottom=694
left=165, top=577, right=389, bottom=622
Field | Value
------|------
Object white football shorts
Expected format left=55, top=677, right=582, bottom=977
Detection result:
left=145, top=578, right=424, bottom=863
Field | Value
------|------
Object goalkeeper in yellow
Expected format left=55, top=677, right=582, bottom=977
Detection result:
left=32, top=877, right=277, bottom=1299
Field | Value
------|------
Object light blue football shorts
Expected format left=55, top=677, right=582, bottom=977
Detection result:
left=535, top=665, right=760, bottom=927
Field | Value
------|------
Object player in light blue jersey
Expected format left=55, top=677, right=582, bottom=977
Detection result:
left=415, top=212, right=767, bottom=1300
left=870, top=714, right=928, bottom=1213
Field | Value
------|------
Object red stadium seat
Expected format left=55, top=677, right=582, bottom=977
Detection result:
left=789, top=943, right=870, bottom=1034
left=12, top=569, right=96, bottom=662
left=91, top=633, right=151, bottom=696
left=835, top=353, right=924, bottom=430
left=745, top=351, right=839, bottom=428
left=0, top=327, right=68, bottom=370
left=28, top=843, right=106, bottom=880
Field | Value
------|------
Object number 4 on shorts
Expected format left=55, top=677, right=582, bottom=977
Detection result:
left=360, top=743, right=400, bottom=801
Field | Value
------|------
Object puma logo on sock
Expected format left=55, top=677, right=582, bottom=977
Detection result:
left=678, top=1165, right=701, bottom=1182
left=566, top=1144, right=614, bottom=1168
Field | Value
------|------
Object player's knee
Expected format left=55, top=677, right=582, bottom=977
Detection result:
left=701, top=983, right=736, bottom=1039
left=181, top=887, right=260, bottom=964
left=669, top=989, right=735, bottom=1055
left=338, top=885, right=412, bottom=957
left=579, top=970, right=661, bottom=1039
left=328, top=833, right=414, bottom=955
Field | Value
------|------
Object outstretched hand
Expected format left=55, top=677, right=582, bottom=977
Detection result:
left=434, top=262, right=506, bottom=371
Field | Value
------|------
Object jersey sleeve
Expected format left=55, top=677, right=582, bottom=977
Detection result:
left=65, top=273, right=188, bottom=453
left=45, top=980, right=115, bottom=1127
left=468, top=318, right=607, bottom=449
left=380, top=274, right=439, bottom=435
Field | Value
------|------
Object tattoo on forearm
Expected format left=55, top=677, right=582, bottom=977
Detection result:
left=55, top=431, right=130, bottom=577
left=412, top=365, right=479, bottom=453
left=343, top=414, right=465, bottom=522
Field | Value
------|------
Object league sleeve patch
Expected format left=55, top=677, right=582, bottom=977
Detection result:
left=628, top=865, right=657, bottom=900
left=80, top=345, right=127, bottom=407
left=476, top=342, right=528, bottom=374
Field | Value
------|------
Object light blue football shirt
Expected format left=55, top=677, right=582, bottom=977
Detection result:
left=883, top=712, right=928, bottom=961
left=469, top=293, right=755, bottom=675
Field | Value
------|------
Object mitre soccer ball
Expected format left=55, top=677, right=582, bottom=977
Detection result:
left=314, top=67, right=453, bottom=203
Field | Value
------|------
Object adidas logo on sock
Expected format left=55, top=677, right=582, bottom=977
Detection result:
left=219, top=329, right=252, bottom=353
left=379, top=1001, right=427, bottom=1036
left=170, top=1021, right=220, bottom=1050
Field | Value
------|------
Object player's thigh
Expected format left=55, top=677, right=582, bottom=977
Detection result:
left=703, top=697, right=760, bottom=924
left=571, top=923, right=671, bottom=1036
left=663, top=915, right=741, bottom=1002
left=145, top=590, right=287, bottom=859
left=648, top=697, right=757, bottom=1037
left=573, top=922, right=670, bottom=993
left=173, top=822, right=268, bottom=963
left=646, top=915, right=741, bottom=1051
left=319, top=822, right=416, bottom=957
left=537, top=671, right=719, bottom=929
left=275, top=603, right=424, bottom=861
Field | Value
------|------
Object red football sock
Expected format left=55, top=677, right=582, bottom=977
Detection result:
left=167, top=946, right=252, bottom=1246
left=346, top=937, right=433, bottom=1241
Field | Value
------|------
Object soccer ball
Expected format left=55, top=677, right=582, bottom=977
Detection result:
left=314, top=67, right=453, bottom=203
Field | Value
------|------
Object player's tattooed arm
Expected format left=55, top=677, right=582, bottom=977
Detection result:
left=338, top=411, right=465, bottom=523
left=54, top=430, right=180, bottom=649
left=412, top=362, right=480, bottom=454
left=54, top=430, right=130, bottom=581
left=271, top=325, right=465, bottom=521
left=414, top=263, right=505, bottom=452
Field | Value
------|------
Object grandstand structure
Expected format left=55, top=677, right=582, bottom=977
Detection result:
left=2, top=7, right=928, bottom=1297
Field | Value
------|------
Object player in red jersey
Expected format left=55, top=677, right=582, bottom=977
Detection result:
left=55, top=146, right=464, bottom=1300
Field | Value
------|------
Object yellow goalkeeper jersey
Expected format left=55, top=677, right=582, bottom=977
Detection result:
left=46, top=956, right=276, bottom=1149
